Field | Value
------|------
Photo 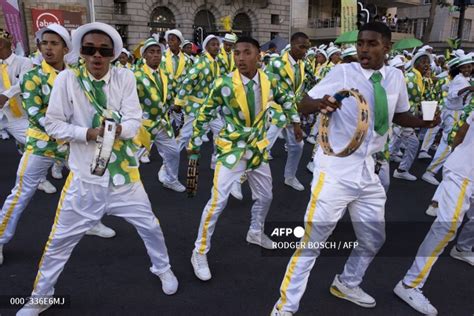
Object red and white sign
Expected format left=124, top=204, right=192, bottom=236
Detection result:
left=31, top=8, right=82, bottom=33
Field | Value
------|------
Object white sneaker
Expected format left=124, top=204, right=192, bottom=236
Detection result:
left=16, top=298, right=52, bottom=316
left=230, top=181, right=243, bottom=200
left=450, top=246, right=474, bottom=266
left=306, top=161, right=314, bottom=173
left=418, top=151, right=432, bottom=159
left=422, top=172, right=439, bottom=186
left=0, top=244, right=3, bottom=265
left=306, top=135, right=316, bottom=145
left=163, top=180, right=186, bottom=192
left=191, top=250, right=211, bottom=281
left=393, top=281, right=438, bottom=315
left=157, top=165, right=166, bottom=183
left=393, top=169, right=417, bottom=181
left=85, top=222, right=116, bottom=238
left=246, top=230, right=275, bottom=250
left=330, top=274, right=376, bottom=308
left=284, top=177, right=304, bottom=191
left=38, top=180, right=57, bottom=194
left=271, top=304, right=294, bottom=316
left=425, top=205, right=438, bottom=217
left=51, top=164, right=63, bottom=180
left=158, top=269, right=179, bottom=295
left=140, top=154, right=151, bottom=164
left=390, top=156, right=402, bottom=163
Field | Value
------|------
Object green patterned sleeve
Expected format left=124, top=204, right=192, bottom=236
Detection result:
left=21, top=70, right=45, bottom=127
left=175, top=63, right=202, bottom=106
left=270, top=75, right=299, bottom=124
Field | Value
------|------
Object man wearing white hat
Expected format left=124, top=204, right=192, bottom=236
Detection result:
left=0, top=24, right=118, bottom=267
left=16, top=22, right=178, bottom=315
left=341, top=46, right=358, bottom=63
left=115, top=48, right=132, bottom=69
left=218, top=33, right=237, bottom=74
left=163, top=29, right=193, bottom=85
left=135, top=38, right=185, bottom=192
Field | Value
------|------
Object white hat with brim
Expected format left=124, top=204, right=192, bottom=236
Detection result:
left=341, top=46, right=357, bottom=58
left=203, top=35, right=220, bottom=52
left=35, top=24, right=72, bottom=51
left=140, top=38, right=165, bottom=56
left=446, top=57, right=460, bottom=69
left=223, top=33, right=237, bottom=43
left=72, top=22, right=123, bottom=60
left=457, top=55, right=473, bottom=67
left=389, top=55, right=405, bottom=68
left=181, top=40, right=192, bottom=49
left=316, top=49, right=328, bottom=60
left=327, top=46, right=341, bottom=58
left=121, top=48, right=131, bottom=57
left=411, top=51, right=431, bottom=68
left=165, top=29, right=185, bottom=45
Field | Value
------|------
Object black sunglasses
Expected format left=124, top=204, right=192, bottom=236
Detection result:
left=81, top=46, right=114, bottom=57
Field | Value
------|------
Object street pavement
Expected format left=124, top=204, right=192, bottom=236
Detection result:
left=0, top=136, right=472, bottom=316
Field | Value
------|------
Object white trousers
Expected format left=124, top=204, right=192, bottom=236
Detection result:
left=267, top=125, right=304, bottom=179
left=0, top=116, right=27, bottom=144
left=275, top=168, right=386, bottom=313
left=153, top=127, right=180, bottom=183
left=390, top=126, right=419, bottom=171
left=0, top=151, right=56, bottom=244
left=402, top=170, right=473, bottom=288
left=177, top=114, right=195, bottom=152
left=420, top=126, right=440, bottom=152
left=194, top=160, right=273, bottom=255
left=210, top=117, right=225, bottom=170
left=378, top=161, right=390, bottom=193
left=31, top=174, right=171, bottom=296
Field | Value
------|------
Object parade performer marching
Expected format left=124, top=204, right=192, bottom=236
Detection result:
left=271, top=22, right=440, bottom=316
left=188, top=37, right=293, bottom=282
left=16, top=22, right=178, bottom=316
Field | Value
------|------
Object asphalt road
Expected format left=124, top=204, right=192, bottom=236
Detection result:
left=0, top=136, right=472, bottom=316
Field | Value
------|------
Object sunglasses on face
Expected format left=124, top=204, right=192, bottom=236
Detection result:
left=80, top=46, right=114, bottom=57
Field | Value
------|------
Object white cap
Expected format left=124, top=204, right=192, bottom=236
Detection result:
left=72, top=22, right=123, bottom=60
left=389, top=55, right=405, bottom=68
left=164, top=29, right=184, bottom=44
left=35, top=24, right=72, bottom=51
left=223, top=33, right=237, bottom=43
left=202, top=34, right=220, bottom=52
left=327, top=45, right=341, bottom=58
left=341, top=46, right=357, bottom=58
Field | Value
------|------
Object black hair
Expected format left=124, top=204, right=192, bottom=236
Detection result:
left=236, top=37, right=260, bottom=51
left=449, top=66, right=460, bottom=79
left=290, top=32, right=309, bottom=42
left=41, top=30, right=67, bottom=47
left=81, top=30, right=114, bottom=47
left=359, top=22, right=392, bottom=42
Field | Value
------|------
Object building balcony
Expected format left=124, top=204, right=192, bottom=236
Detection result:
left=365, top=0, right=422, bottom=7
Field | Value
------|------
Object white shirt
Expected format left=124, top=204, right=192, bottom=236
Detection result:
left=444, top=112, right=474, bottom=181
left=241, top=72, right=262, bottom=115
left=446, top=74, right=471, bottom=111
left=0, top=53, right=33, bottom=120
left=308, top=63, right=410, bottom=182
left=45, top=66, right=142, bottom=187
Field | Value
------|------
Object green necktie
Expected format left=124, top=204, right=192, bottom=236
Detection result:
left=294, top=62, right=301, bottom=91
left=91, top=80, right=107, bottom=109
left=246, top=80, right=256, bottom=124
left=370, top=71, right=389, bottom=136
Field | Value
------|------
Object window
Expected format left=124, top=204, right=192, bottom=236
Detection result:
left=114, top=0, right=126, bottom=15
left=115, top=24, right=128, bottom=45
left=413, top=18, right=428, bottom=39
left=451, top=17, right=472, bottom=40
left=271, top=32, right=279, bottom=40
left=424, top=0, right=431, bottom=4
left=271, top=14, right=280, bottom=25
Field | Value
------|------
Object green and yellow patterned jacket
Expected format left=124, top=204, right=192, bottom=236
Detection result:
left=188, top=69, right=294, bottom=170
left=160, top=48, right=193, bottom=86
left=405, top=68, right=426, bottom=115
left=21, top=60, right=68, bottom=159
left=217, top=47, right=235, bottom=74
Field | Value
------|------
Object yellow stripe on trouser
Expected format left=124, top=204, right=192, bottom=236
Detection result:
left=33, top=172, right=74, bottom=291
left=0, top=150, right=32, bottom=236
left=427, top=145, right=450, bottom=173
left=409, top=178, right=469, bottom=288
left=421, top=128, right=434, bottom=149
left=198, top=162, right=222, bottom=254
left=278, top=172, right=326, bottom=310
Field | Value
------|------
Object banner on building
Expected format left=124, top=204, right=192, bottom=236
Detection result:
left=31, top=8, right=82, bottom=33
left=0, top=0, right=27, bottom=55
left=341, top=0, right=357, bottom=33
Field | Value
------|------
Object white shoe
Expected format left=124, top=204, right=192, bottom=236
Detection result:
left=85, top=222, right=116, bottom=238
left=330, top=274, right=376, bottom=308
left=201, top=134, right=210, bottom=142
left=140, top=154, right=151, bottom=164
left=393, top=281, right=438, bottom=315
left=158, top=165, right=166, bottom=183
left=0, top=244, right=3, bottom=265
left=230, top=181, right=243, bottom=200
left=51, top=164, right=63, bottom=180
left=418, top=151, right=432, bottom=159
left=191, top=250, right=211, bottom=281
left=163, top=180, right=186, bottom=192
left=306, top=135, right=316, bottom=145
left=393, top=169, right=417, bottom=181
left=284, top=177, right=304, bottom=191
left=425, top=205, right=438, bottom=217
left=450, top=246, right=474, bottom=266
left=271, top=304, right=293, bottom=316
left=0, top=130, right=9, bottom=140
left=422, top=172, right=440, bottom=186
left=246, top=230, right=275, bottom=250
left=390, top=155, right=402, bottom=163
left=158, top=269, right=179, bottom=295
left=306, top=161, right=314, bottom=173
left=16, top=298, right=52, bottom=316
left=38, top=180, right=57, bottom=194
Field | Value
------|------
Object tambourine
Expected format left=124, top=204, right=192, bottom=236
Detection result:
left=186, top=154, right=200, bottom=198
left=318, top=89, right=369, bottom=157
left=91, top=119, right=117, bottom=176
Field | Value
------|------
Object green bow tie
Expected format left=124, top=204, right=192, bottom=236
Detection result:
left=370, top=71, right=389, bottom=136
